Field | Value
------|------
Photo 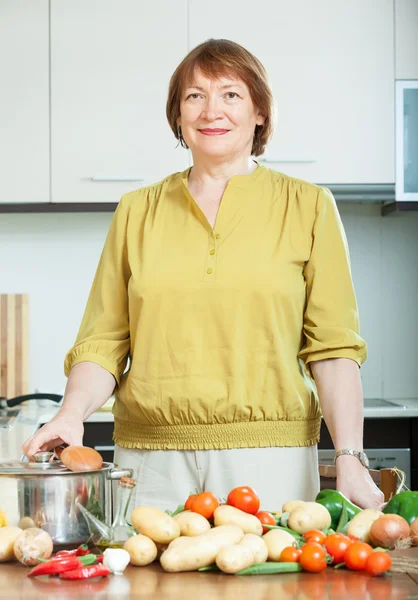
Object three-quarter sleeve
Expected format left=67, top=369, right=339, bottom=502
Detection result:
left=64, top=199, right=131, bottom=384
left=298, top=187, right=367, bottom=373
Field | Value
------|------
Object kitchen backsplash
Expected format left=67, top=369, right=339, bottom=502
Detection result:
left=0, top=203, right=417, bottom=399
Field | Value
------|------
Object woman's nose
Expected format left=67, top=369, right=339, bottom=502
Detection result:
left=201, top=97, right=222, bottom=121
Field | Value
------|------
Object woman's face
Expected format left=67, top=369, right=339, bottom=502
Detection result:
left=177, top=69, right=265, bottom=161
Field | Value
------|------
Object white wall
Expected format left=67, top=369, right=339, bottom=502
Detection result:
left=0, top=205, right=417, bottom=399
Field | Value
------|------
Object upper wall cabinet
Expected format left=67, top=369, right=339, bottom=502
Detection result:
left=0, top=0, right=49, bottom=204
left=189, top=0, right=395, bottom=184
left=395, top=0, right=418, bottom=79
left=50, top=0, right=189, bottom=203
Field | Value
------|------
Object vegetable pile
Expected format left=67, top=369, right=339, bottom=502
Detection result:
left=118, top=486, right=418, bottom=577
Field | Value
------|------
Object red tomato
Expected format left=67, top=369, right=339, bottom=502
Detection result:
left=227, top=486, right=260, bottom=515
left=255, top=511, right=276, bottom=534
left=344, top=541, right=374, bottom=571
left=347, top=534, right=360, bottom=542
left=190, top=492, right=219, bottom=520
left=324, top=533, right=352, bottom=565
left=303, top=529, right=327, bottom=545
left=184, top=494, right=198, bottom=511
left=300, top=542, right=327, bottom=573
left=365, top=551, right=392, bottom=577
left=280, top=546, right=302, bottom=562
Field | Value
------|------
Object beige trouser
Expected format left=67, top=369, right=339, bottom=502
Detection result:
left=114, top=445, right=320, bottom=515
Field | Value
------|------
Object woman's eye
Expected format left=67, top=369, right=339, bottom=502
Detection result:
left=187, top=93, right=201, bottom=100
left=226, top=92, right=239, bottom=99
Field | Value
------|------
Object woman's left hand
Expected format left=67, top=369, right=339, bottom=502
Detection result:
left=335, top=455, right=385, bottom=510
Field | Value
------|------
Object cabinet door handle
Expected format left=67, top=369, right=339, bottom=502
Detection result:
left=89, top=176, right=145, bottom=182
left=259, top=157, right=317, bottom=164
left=94, top=445, right=115, bottom=451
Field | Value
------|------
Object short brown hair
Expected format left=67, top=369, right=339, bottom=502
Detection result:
left=166, top=39, right=275, bottom=157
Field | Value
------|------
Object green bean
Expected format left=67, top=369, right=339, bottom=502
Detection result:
left=198, top=564, right=220, bottom=572
left=262, top=524, right=302, bottom=540
left=236, top=561, right=303, bottom=575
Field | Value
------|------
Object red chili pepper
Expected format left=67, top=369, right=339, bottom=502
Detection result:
left=60, top=564, right=110, bottom=580
left=95, top=555, right=104, bottom=563
left=28, top=556, right=83, bottom=577
left=55, top=544, right=90, bottom=557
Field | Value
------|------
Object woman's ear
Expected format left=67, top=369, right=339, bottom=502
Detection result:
left=256, top=112, right=266, bottom=126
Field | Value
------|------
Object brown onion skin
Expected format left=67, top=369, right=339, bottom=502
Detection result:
left=369, top=514, right=410, bottom=549
left=411, top=517, right=418, bottom=546
left=60, top=446, right=103, bottom=472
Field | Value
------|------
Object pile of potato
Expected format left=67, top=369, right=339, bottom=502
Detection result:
left=123, top=501, right=331, bottom=574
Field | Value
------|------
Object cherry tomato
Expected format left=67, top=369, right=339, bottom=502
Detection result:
left=255, top=511, right=276, bottom=534
left=184, top=494, right=198, bottom=511
left=299, top=542, right=327, bottom=573
left=280, top=546, right=302, bottom=562
left=190, top=492, right=219, bottom=519
left=227, top=486, right=260, bottom=515
left=303, top=529, right=327, bottom=545
left=347, top=534, right=360, bottom=542
left=324, top=533, right=352, bottom=565
left=344, top=541, right=374, bottom=571
left=365, top=551, right=392, bottom=577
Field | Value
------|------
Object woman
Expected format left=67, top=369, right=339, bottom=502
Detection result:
left=23, top=39, right=384, bottom=512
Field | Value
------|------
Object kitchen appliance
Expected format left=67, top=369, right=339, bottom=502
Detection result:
left=0, top=394, right=63, bottom=429
left=0, top=452, right=133, bottom=547
left=0, top=294, right=29, bottom=399
left=396, top=80, right=418, bottom=201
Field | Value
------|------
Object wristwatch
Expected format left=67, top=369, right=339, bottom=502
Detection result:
left=334, top=449, right=370, bottom=469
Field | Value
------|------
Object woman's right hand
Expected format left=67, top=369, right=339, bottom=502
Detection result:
left=22, top=411, right=84, bottom=458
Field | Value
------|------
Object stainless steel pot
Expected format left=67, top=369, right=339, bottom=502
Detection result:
left=0, top=452, right=133, bottom=547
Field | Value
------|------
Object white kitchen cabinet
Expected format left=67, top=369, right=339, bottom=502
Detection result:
left=51, top=0, right=189, bottom=203
left=189, top=0, right=395, bottom=184
left=0, top=0, right=49, bottom=204
left=395, top=0, right=418, bottom=79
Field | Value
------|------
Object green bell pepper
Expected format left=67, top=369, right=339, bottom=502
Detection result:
left=315, top=489, right=361, bottom=530
left=382, top=491, right=418, bottom=525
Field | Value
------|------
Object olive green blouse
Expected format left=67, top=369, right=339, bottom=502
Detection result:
left=64, top=164, right=367, bottom=450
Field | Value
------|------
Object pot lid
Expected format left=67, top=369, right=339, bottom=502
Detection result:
left=0, top=451, right=112, bottom=476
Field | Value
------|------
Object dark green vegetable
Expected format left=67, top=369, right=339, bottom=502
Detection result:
left=336, top=502, right=349, bottom=533
left=315, top=490, right=361, bottom=530
left=198, top=564, right=220, bottom=572
left=236, top=562, right=302, bottom=575
left=382, top=491, right=418, bottom=525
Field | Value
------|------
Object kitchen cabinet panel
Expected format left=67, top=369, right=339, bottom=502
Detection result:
left=0, top=0, right=49, bottom=204
left=51, top=0, right=190, bottom=203
left=189, top=0, right=395, bottom=184
left=395, top=0, right=418, bottom=79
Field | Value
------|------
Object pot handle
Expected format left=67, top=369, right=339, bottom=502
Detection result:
left=108, top=467, right=133, bottom=480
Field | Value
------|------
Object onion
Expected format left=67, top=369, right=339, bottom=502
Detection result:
left=411, top=517, right=418, bottom=546
left=369, top=514, right=410, bottom=550
left=60, top=446, right=103, bottom=472
left=13, top=527, right=53, bottom=566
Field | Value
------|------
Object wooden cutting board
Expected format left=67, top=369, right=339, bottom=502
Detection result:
left=0, top=294, right=29, bottom=398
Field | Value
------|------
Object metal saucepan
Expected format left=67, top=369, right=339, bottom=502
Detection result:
left=0, top=452, right=132, bottom=547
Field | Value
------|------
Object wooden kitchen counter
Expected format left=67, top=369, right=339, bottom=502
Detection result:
left=1, top=548, right=417, bottom=599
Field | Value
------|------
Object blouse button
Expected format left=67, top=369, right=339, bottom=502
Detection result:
left=206, top=268, right=213, bottom=274
left=215, top=233, right=221, bottom=239
left=209, top=249, right=215, bottom=256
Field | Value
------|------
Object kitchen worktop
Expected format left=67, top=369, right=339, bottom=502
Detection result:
left=1, top=547, right=417, bottom=599
left=1, top=397, right=418, bottom=462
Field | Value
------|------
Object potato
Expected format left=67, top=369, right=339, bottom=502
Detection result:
left=262, top=529, right=296, bottom=561
left=239, top=533, right=268, bottom=563
left=214, top=505, right=263, bottom=535
left=216, top=544, right=255, bottom=574
left=131, top=506, right=181, bottom=544
left=0, top=527, right=22, bottom=562
left=282, top=500, right=306, bottom=513
left=160, top=524, right=244, bottom=572
left=60, top=446, right=103, bottom=471
left=347, top=509, right=383, bottom=544
left=287, top=502, right=331, bottom=534
left=13, top=528, right=53, bottom=566
left=123, top=534, right=158, bottom=566
left=174, top=510, right=211, bottom=536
